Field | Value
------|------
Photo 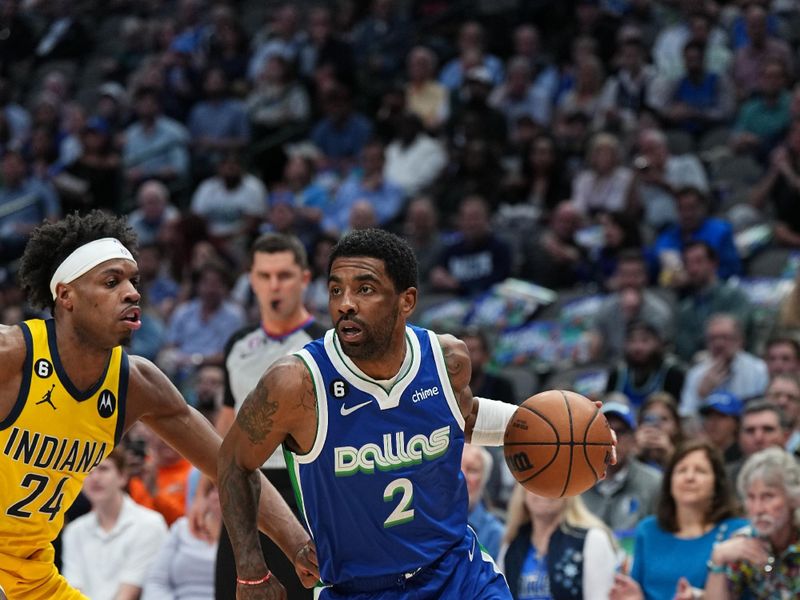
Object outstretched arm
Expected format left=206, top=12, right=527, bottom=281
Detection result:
left=128, top=356, right=316, bottom=585
left=218, top=356, right=318, bottom=593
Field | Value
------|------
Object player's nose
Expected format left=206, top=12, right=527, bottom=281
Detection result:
left=123, top=281, right=141, bottom=303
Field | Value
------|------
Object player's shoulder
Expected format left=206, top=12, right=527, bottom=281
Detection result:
left=436, top=333, right=469, bottom=364
left=0, top=324, right=28, bottom=378
left=266, top=354, right=311, bottom=389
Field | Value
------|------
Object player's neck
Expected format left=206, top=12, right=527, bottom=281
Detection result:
left=348, top=332, right=408, bottom=381
left=261, top=308, right=313, bottom=338
left=94, top=492, right=124, bottom=532
left=53, top=319, right=113, bottom=389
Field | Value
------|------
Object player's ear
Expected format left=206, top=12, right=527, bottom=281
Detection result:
left=55, top=283, right=75, bottom=312
left=399, top=287, right=417, bottom=317
left=301, top=268, right=312, bottom=286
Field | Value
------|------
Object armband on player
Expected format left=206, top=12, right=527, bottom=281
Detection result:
left=470, top=397, right=517, bottom=446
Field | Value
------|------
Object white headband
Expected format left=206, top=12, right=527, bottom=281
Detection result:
left=50, top=238, right=137, bottom=300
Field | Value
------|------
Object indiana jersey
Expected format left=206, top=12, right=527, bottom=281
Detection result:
left=0, top=319, right=127, bottom=580
left=287, top=325, right=468, bottom=586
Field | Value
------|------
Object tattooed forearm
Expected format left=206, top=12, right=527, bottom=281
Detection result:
left=218, top=456, right=268, bottom=577
left=237, top=376, right=279, bottom=445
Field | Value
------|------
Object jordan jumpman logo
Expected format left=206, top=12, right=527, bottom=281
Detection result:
left=36, top=384, right=57, bottom=410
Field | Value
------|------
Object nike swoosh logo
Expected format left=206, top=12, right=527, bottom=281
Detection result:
left=468, top=534, right=476, bottom=561
left=340, top=400, right=372, bottom=416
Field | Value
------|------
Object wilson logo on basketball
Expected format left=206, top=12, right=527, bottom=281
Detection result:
left=509, top=452, right=533, bottom=472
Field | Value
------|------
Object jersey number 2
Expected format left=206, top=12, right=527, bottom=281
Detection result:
left=6, top=473, right=67, bottom=521
left=383, top=478, right=414, bottom=528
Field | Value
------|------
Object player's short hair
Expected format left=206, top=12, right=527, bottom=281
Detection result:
left=329, top=228, right=418, bottom=292
left=18, top=210, right=139, bottom=311
left=250, top=232, right=308, bottom=269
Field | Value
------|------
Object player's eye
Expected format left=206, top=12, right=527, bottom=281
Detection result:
left=329, top=286, right=341, bottom=296
left=106, top=279, right=117, bottom=288
left=359, top=285, right=373, bottom=294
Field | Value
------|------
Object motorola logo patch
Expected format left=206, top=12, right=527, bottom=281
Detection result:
left=97, top=390, right=116, bottom=418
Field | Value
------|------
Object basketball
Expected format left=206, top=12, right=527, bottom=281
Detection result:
left=504, top=390, right=614, bottom=498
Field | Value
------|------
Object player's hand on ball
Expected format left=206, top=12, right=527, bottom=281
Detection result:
left=294, top=540, right=320, bottom=587
left=236, top=577, right=286, bottom=600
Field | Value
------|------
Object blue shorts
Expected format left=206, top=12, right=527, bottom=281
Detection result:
left=315, top=527, right=511, bottom=600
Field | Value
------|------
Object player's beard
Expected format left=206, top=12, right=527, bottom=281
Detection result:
left=338, top=305, right=399, bottom=360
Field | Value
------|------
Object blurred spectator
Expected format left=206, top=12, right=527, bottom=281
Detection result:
left=589, top=211, right=643, bottom=289
left=352, top=0, right=410, bottom=92
left=775, top=268, right=800, bottom=335
left=735, top=401, right=791, bottom=473
left=0, top=149, right=60, bottom=261
left=700, top=391, right=744, bottom=468
left=461, top=444, right=504, bottom=561
left=681, top=314, right=768, bottom=418
left=0, top=77, right=30, bottom=150
left=429, top=195, right=512, bottom=297
left=400, top=195, right=446, bottom=291
left=651, top=10, right=731, bottom=80
left=763, top=337, right=800, bottom=378
left=730, top=60, right=791, bottom=161
left=590, top=250, right=674, bottom=359
left=329, top=139, right=405, bottom=233
left=187, top=67, right=250, bottom=179
left=732, top=4, right=794, bottom=100
left=298, top=5, right=354, bottom=82
left=518, top=200, right=586, bottom=290
left=384, top=112, right=447, bottom=196
left=311, top=83, right=373, bottom=173
left=765, top=373, right=800, bottom=454
left=305, top=232, right=338, bottom=328
left=160, top=260, right=245, bottom=382
left=750, top=121, right=800, bottom=247
left=274, top=153, right=330, bottom=230
left=439, top=21, right=504, bottom=91
left=672, top=241, right=752, bottom=363
left=141, top=485, right=220, bottom=600
left=501, top=486, right=617, bottom=600
left=101, top=16, right=149, bottom=85
left=127, top=179, right=180, bottom=246
left=560, top=58, right=607, bottom=129
left=461, top=327, right=515, bottom=404
left=633, top=128, right=709, bottom=233
left=610, top=441, right=746, bottom=600
left=122, top=87, right=190, bottom=191
left=705, top=447, right=800, bottom=599
left=405, top=45, right=450, bottom=131
left=654, top=40, right=736, bottom=137
left=95, top=81, right=130, bottom=135
left=636, top=392, right=685, bottom=471
left=489, top=57, right=553, bottom=134
left=137, top=241, right=179, bottom=317
left=207, top=12, right=249, bottom=92
left=605, top=320, right=685, bottom=409
left=595, top=37, right=657, bottom=134
left=435, top=137, right=501, bottom=221
left=507, top=24, right=559, bottom=126
left=513, top=133, right=570, bottom=216
left=246, top=55, right=310, bottom=139
left=59, top=116, right=121, bottom=214
left=650, top=187, right=741, bottom=285
left=346, top=199, right=378, bottom=230
left=62, top=449, right=168, bottom=599
left=129, top=434, right=193, bottom=527
left=449, top=65, right=508, bottom=151
left=572, top=132, right=635, bottom=217
left=582, top=402, right=662, bottom=544
left=190, top=151, right=267, bottom=258
left=247, top=4, right=307, bottom=82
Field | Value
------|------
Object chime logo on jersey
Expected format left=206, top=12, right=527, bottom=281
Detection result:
left=97, top=390, right=116, bottom=418
left=334, top=425, right=451, bottom=476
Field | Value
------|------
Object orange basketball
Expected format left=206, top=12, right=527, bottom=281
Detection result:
left=504, top=390, right=614, bottom=498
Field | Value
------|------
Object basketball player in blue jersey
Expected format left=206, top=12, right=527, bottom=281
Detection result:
left=0, top=211, right=316, bottom=599
left=219, top=229, right=615, bottom=599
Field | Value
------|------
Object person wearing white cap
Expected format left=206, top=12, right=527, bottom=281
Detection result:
left=0, top=210, right=317, bottom=599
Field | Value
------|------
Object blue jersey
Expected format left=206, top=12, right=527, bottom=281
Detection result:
left=287, top=325, right=468, bottom=587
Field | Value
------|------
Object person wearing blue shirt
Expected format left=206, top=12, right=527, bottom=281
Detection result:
left=649, top=186, right=741, bottom=283
left=610, top=441, right=747, bottom=600
left=311, top=85, right=373, bottom=173
left=462, top=444, right=504, bottom=561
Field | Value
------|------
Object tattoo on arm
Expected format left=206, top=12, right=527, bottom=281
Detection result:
left=237, top=377, right=278, bottom=445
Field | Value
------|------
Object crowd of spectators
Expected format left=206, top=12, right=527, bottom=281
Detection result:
left=3, top=0, right=800, bottom=598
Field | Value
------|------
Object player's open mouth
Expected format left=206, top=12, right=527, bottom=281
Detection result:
left=338, top=323, right=363, bottom=341
left=121, top=308, right=142, bottom=331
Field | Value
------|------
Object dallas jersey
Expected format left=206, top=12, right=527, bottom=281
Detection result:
left=287, top=325, right=468, bottom=586
left=0, top=319, right=126, bottom=595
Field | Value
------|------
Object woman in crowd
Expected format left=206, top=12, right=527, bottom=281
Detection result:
left=610, top=440, right=747, bottom=600
left=500, top=485, right=617, bottom=599
left=572, top=132, right=635, bottom=216
left=141, top=484, right=221, bottom=599
left=635, top=392, right=684, bottom=471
